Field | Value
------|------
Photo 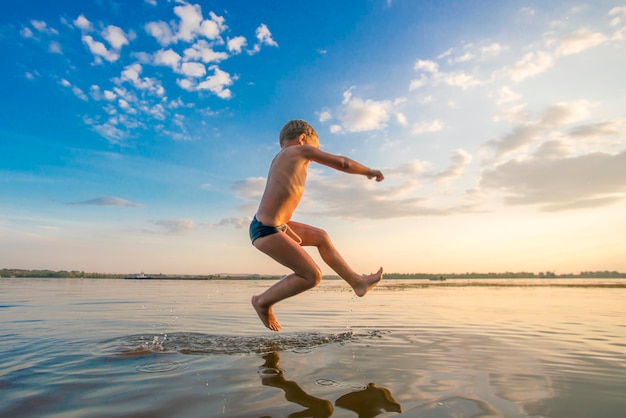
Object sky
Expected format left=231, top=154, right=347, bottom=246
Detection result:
left=1, top=0, right=625, bottom=276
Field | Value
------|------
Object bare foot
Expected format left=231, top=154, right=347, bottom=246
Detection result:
left=251, top=295, right=281, bottom=332
left=353, top=267, right=383, bottom=297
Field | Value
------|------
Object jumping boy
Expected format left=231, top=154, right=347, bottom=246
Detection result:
left=250, top=120, right=385, bottom=331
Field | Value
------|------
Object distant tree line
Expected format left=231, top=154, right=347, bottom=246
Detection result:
left=0, top=269, right=121, bottom=278
left=0, top=269, right=283, bottom=280
left=2, top=268, right=626, bottom=279
left=379, top=271, right=626, bottom=279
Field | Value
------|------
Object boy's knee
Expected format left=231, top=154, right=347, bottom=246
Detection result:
left=302, top=268, right=323, bottom=288
left=311, top=227, right=331, bottom=246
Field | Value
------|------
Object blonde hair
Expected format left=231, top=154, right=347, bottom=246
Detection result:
left=279, top=120, right=318, bottom=147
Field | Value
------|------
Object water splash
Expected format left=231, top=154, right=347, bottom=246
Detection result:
left=107, top=330, right=373, bottom=356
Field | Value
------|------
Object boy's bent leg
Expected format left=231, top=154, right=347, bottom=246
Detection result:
left=252, top=232, right=323, bottom=331
left=288, top=221, right=383, bottom=297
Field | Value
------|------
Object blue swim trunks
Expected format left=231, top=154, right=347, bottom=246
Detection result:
left=249, top=216, right=287, bottom=243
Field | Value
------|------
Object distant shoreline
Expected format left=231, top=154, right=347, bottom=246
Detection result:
left=2, top=268, right=626, bottom=281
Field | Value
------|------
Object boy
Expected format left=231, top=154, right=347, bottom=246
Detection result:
left=250, top=120, right=385, bottom=331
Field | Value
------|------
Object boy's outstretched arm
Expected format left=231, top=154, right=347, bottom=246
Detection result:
left=301, top=146, right=385, bottom=182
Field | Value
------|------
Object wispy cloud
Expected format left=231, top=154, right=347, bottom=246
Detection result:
left=483, top=100, right=595, bottom=162
left=205, top=217, right=252, bottom=229
left=479, top=149, right=626, bottom=211
left=427, top=149, right=473, bottom=184
left=152, top=219, right=196, bottom=234
left=67, top=196, right=144, bottom=207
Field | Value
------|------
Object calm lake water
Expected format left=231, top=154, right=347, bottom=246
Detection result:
left=1, top=278, right=625, bottom=418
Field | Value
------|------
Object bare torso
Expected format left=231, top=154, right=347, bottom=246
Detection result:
left=255, top=145, right=310, bottom=226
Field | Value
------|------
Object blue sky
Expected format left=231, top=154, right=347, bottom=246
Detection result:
left=1, top=0, right=625, bottom=275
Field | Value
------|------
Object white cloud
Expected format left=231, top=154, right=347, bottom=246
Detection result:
left=412, top=120, right=443, bottom=135
left=200, top=11, right=226, bottom=40
left=481, top=42, right=506, bottom=56
left=196, top=66, right=233, bottom=99
left=319, top=88, right=408, bottom=133
left=318, top=110, right=332, bottom=123
left=450, top=51, right=474, bottom=63
left=145, top=21, right=175, bottom=46
left=20, top=27, right=34, bottom=38
left=175, top=3, right=206, bottom=42
left=72, top=86, right=88, bottom=101
left=396, top=112, right=408, bottom=126
left=82, top=35, right=120, bottom=62
left=336, top=89, right=394, bottom=132
left=48, top=41, right=62, bottom=54
left=104, top=90, right=117, bottom=101
left=183, top=40, right=228, bottom=63
left=30, top=20, right=58, bottom=35
left=73, top=14, right=93, bottom=31
left=83, top=115, right=127, bottom=143
left=145, top=4, right=226, bottom=46
left=409, top=74, right=428, bottom=91
left=248, top=23, right=278, bottom=55
left=436, top=71, right=482, bottom=89
left=102, top=25, right=129, bottom=50
left=177, top=78, right=194, bottom=91
left=551, top=28, right=608, bottom=56
left=494, top=85, right=521, bottom=105
left=446, top=42, right=507, bottom=65
left=414, top=59, right=439, bottom=73
left=609, top=6, right=626, bottom=33
left=411, top=57, right=482, bottom=90
left=610, top=6, right=626, bottom=17
left=255, top=23, right=277, bottom=47
left=180, top=61, right=206, bottom=77
left=118, top=64, right=165, bottom=96
left=60, top=79, right=88, bottom=101
left=154, top=48, right=182, bottom=70
left=506, top=50, right=555, bottom=82
left=227, top=36, right=247, bottom=54
left=330, top=125, right=342, bottom=134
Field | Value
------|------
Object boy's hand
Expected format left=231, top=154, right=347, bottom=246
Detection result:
left=368, top=170, right=384, bottom=182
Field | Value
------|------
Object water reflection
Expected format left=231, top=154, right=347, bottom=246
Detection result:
left=335, top=383, right=402, bottom=417
left=258, top=352, right=401, bottom=417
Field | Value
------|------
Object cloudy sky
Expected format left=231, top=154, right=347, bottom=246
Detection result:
left=1, top=0, right=625, bottom=275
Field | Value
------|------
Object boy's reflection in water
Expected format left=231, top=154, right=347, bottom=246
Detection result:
left=258, top=352, right=401, bottom=418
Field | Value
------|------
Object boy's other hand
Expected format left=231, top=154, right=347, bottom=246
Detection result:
left=368, top=170, right=384, bottom=182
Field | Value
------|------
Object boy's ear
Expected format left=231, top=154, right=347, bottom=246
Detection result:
left=297, top=133, right=307, bottom=145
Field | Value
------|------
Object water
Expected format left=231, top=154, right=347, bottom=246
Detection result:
left=1, top=278, right=625, bottom=417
